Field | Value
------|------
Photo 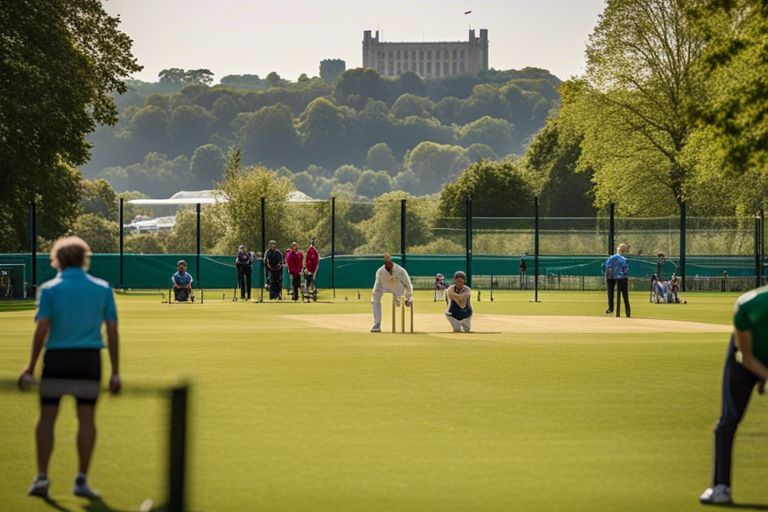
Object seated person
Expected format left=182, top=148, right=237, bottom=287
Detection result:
left=435, top=273, right=446, bottom=301
left=171, top=260, right=193, bottom=301
left=445, top=271, right=472, bottom=333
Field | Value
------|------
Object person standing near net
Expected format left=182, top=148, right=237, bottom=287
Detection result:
left=285, top=242, right=304, bottom=302
left=235, top=244, right=253, bottom=300
left=700, top=286, right=768, bottom=505
left=18, top=236, right=120, bottom=499
left=305, top=240, right=319, bottom=296
left=370, top=254, right=413, bottom=332
left=264, top=240, right=284, bottom=300
left=445, top=271, right=473, bottom=332
left=604, top=243, right=630, bottom=317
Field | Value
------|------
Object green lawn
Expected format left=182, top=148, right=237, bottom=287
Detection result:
left=1, top=290, right=767, bottom=511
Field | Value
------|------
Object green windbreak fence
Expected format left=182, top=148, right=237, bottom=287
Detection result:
left=0, top=253, right=760, bottom=292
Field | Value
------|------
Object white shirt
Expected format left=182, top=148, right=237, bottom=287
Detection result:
left=372, top=263, right=413, bottom=300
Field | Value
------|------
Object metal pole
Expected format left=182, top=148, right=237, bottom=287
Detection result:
left=761, top=208, right=765, bottom=286
left=119, top=197, right=124, bottom=289
left=465, top=195, right=472, bottom=287
left=196, top=204, right=201, bottom=297
left=259, top=197, right=266, bottom=302
left=400, top=198, right=407, bottom=270
left=608, top=203, right=615, bottom=256
left=534, top=196, right=540, bottom=302
left=30, top=198, right=37, bottom=297
left=168, top=385, right=188, bottom=512
left=680, top=202, right=686, bottom=292
left=756, top=213, right=761, bottom=289
left=331, top=197, right=336, bottom=298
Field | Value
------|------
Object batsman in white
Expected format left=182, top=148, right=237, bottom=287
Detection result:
left=370, top=253, right=413, bottom=332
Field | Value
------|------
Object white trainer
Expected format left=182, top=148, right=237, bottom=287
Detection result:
left=28, top=477, right=50, bottom=497
left=699, top=484, right=731, bottom=505
left=370, top=324, right=381, bottom=333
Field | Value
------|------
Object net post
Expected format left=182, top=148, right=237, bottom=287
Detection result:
left=756, top=212, right=761, bottom=289
left=168, top=384, right=189, bottom=512
left=260, top=197, right=266, bottom=302
left=679, top=202, right=686, bottom=292
left=761, top=208, right=765, bottom=286
left=331, top=197, right=336, bottom=298
left=533, top=196, right=540, bottom=303
left=391, top=298, right=395, bottom=333
left=465, top=195, right=472, bottom=288
left=196, top=203, right=201, bottom=294
left=401, top=198, right=407, bottom=270
left=29, top=198, right=37, bottom=298
left=119, top=197, right=124, bottom=289
left=608, top=203, right=615, bottom=256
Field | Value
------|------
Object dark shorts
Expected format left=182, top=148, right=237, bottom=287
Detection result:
left=40, top=349, right=101, bottom=405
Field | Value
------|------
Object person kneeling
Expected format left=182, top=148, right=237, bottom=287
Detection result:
left=446, top=271, right=472, bottom=333
left=172, top=260, right=194, bottom=302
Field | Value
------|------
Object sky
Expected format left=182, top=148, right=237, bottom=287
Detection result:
left=103, top=0, right=606, bottom=83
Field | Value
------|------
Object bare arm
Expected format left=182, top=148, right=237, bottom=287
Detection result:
left=21, top=320, right=50, bottom=376
left=106, top=320, right=121, bottom=393
left=734, top=329, right=768, bottom=392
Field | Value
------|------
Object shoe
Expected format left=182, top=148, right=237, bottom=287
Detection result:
left=28, top=476, right=49, bottom=497
left=605, top=309, right=613, bottom=314
left=370, top=324, right=381, bottom=333
left=699, top=484, right=731, bottom=505
left=73, top=477, right=99, bottom=499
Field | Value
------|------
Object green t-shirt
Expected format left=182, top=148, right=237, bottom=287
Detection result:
left=733, top=286, right=768, bottom=366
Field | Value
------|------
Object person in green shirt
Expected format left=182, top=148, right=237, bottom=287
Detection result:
left=700, top=287, right=768, bottom=505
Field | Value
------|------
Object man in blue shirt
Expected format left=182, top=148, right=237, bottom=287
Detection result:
left=172, top=260, right=193, bottom=302
left=18, top=236, right=120, bottom=500
left=604, top=243, right=630, bottom=317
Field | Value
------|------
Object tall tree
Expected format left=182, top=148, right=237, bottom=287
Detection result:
left=575, top=0, right=705, bottom=211
left=0, top=0, right=141, bottom=250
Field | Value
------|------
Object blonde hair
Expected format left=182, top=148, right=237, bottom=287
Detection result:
left=51, top=236, right=91, bottom=270
left=618, top=243, right=629, bottom=254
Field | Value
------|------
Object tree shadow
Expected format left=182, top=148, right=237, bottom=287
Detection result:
left=726, top=504, right=768, bottom=511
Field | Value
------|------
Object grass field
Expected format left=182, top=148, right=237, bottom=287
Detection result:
left=1, top=289, right=767, bottom=511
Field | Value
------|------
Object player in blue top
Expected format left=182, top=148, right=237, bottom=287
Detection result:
left=700, top=286, right=768, bottom=505
left=19, top=237, right=120, bottom=500
left=172, top=260, right=194, bottom=301
left=604, top=243, right=630, bottom=317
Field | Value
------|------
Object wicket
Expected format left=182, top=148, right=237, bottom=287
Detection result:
left=391, top=298, right=414, bottom=333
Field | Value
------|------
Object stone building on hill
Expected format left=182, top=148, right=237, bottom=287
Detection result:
left=362, top=29, right=489, bottom=78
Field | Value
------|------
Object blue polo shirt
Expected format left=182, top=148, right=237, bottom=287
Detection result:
left=172, top=271, right=193, bottom=287
left=35, top=268, right=118, bottom=350
left=605, top=254, right=629, bottom=280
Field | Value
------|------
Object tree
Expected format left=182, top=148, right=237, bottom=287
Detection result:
left=356, top=170, right=392, bottom=198
left=391, top=94, right=434, bottom=119
left=320, top=59, right=346, bottom=83
left=184, top=69, right=214, bottom=85
left=335, top=68, right=389, bottom=104
left=298, top=97, right=349, bottom=168
left=690, top=1, right=768, bottom=178
left=0, top=0, right=141, bottom=250
left=124, top=106, right=170, bottom=155
left=190, top=145, right=226, bottom=188
left=168, top=105, right=215, bottom=156
left=364, top=143, right=398, bottom=175
left=159, top=68, right=186, bottom=84
left=266, top=71, right=284, bottom=88
left=465, top=143, right=498, bottom=163
left=356, top=192, right=436, bottom=254
left=334, top=165, right=363, bottom=184
left=575, top=0, right=705, bottom=210
left=459, top=116, right=516, bottom=157
left=81, top=179, right=118, bottom=219
left=439, top=160, right=534, bottom=217
left=404, top=142, right=470, bottom=195
left=235, top=104, right=300, bottom=167
left=71, top=213, right=119, bottom=253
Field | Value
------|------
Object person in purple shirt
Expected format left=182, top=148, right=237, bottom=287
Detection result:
left=19, top=236, right=120, bottom=500
left=604, top=243, right=630, bottom=317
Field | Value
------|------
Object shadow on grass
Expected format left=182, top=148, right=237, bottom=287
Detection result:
left=0, top=300, right=35, bottom=312
left=726, top=504, right=768, bottom=510
left=42, top=496, right=73, bottom=512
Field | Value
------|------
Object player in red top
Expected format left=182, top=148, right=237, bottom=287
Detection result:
left=305, top=240, right=319, bottom=301
left=285, top=242, right=304, bottom=301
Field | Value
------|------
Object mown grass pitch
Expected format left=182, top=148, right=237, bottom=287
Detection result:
left=1, top=290, right=767, bottom=511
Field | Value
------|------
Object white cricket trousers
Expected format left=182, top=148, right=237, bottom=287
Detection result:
left=446, top=313, right=472, bottom=332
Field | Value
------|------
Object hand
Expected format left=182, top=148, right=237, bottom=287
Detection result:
left=759, top=380, right=766, bottom=395
left=405, top=298, right=413, bottom=307
left=17, top=368, right=34, bottom=391
left=109, top=374, right=121, bottom=394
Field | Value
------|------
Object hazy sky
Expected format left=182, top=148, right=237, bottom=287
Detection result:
left=103, top=0, right=606, bottom=83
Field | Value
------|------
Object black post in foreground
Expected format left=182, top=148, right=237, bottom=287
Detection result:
left=465, top=195, right=473, bottom=287
left=534, top=196, right=540, bottom=302
left=168, top=385, right=189, bottom=512
left=331, top=197, right=336, bottom=298
left=260, top=197, right=266, bottom=302
left=680, top=202, right=686, bottom=291
left=400, top=198, right=407, bottom=270
left=196, top=203, right=202, bottom=302
left=119, top=198, right=124, bottom=289
left=608, top=203, right=615, bottom=256
left=756, top=213, right=762, bottom=290
left=762, top=208, right=766, bottom=286
left=29, top=198, right=37, bottom=298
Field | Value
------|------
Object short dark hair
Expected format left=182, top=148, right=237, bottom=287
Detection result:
left=51, top=236, right=91, bottom=270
